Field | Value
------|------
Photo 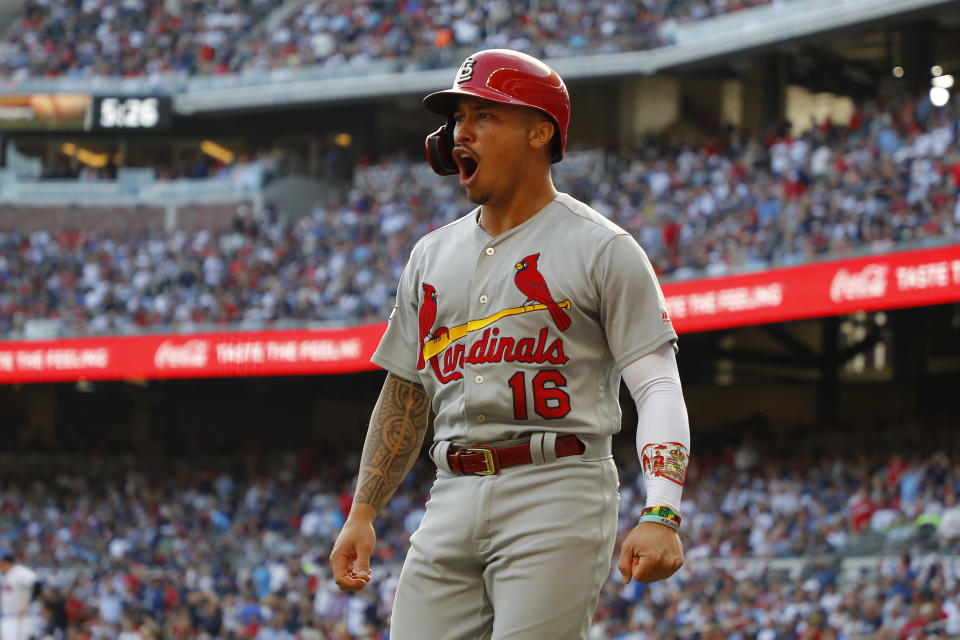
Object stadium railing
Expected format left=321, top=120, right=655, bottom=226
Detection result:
left=0, top=164, right=265, bottom=215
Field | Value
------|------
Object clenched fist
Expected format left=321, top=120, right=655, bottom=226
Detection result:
left=330, top=505, right=377, bottom=591
left=617, top=521, right=684, bottom=583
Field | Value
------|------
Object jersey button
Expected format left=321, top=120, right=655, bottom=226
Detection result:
left=475, top=375, right=483, bottom=384
left=479, top=295, right=488, bottom=304
left=485, top=247, right=495, bottom=256
left=476, top=414, right=486, bottom=423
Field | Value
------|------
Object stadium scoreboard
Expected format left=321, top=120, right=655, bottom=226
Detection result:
left=92, top=96, right=172, bottom=130
left=0, top=93, right=172, bottom=131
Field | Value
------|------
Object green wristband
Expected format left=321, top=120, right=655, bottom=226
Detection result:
left=639, top=505, right=681, bottom=531
left=639, top=514, right=680, bottom=531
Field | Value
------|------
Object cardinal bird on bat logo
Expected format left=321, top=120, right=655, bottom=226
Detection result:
left=514, top=253, right=571, bottom=332
left=416, top=256, right=571, bottom=379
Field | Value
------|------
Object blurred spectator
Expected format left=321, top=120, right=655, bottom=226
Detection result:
left=940, top=491, right=960, bottom=547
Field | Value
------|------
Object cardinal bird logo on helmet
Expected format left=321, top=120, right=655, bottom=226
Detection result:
left=514, top=253, right=571, bottom=332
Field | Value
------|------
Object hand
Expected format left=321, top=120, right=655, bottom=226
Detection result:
left=617, top=521, right=684, bottom=584
left=330, top=505, right=377, bottom=591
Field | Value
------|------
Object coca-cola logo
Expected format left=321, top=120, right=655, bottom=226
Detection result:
left=830, top=264, right=889, bottom=302
left=154, top=339, right=209, bottom=369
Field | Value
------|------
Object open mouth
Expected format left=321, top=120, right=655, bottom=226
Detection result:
left=454, top=150, right=479, bottom=186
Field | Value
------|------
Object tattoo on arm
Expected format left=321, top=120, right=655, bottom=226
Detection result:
left=354, top=373, right=431, bottom=515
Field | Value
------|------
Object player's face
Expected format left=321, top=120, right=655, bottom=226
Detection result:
left=451, top=97, right=544, bottom=205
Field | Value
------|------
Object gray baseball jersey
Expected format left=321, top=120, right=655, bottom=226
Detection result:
left=372, top=192, right=677, bottom=444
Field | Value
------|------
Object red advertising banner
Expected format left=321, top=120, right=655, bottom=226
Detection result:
left=0, top=325, right=387, bottom=384
left=0, top=245, right=957, bottom=383
left=660, top=244, right=960, bottom=334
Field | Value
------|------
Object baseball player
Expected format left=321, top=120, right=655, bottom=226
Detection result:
left=0, top=551, right=38, bottom=640
left=331, top=49, right=691, bottom=639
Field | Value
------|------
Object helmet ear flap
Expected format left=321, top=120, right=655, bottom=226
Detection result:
left=425, top=122, right=458, bottom=176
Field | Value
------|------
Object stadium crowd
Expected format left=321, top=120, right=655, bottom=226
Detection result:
left=0, top=0, right=287, bottom=80
left=249, top=0, right=774, bottom=76
left=1, top=92, right=959, bottom=339
left=2, top=422, right=958, bottom=639
left=0, top=0, right=775, bottom=80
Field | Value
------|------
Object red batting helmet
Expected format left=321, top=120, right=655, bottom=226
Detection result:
left=423, top=49, right=571, bottom=176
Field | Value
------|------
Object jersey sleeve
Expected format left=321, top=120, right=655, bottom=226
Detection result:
left=595, top=233, right=678, bottom=371
left=371, top=258, right=421, bottom=382
left=622, top=345, right=690, bottom=514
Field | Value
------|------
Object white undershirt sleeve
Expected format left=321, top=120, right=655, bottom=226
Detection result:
left=620, top=342, right=690, bottom=515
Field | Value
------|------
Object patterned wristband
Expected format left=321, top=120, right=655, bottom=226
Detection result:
left=639, top=505, right=681, bottom=531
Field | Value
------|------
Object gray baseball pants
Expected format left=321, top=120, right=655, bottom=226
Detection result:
left=390, top=436, right=619, bottom=640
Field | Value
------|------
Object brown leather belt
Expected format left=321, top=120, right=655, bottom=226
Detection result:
left=447, top=435, right=585, bottom=475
